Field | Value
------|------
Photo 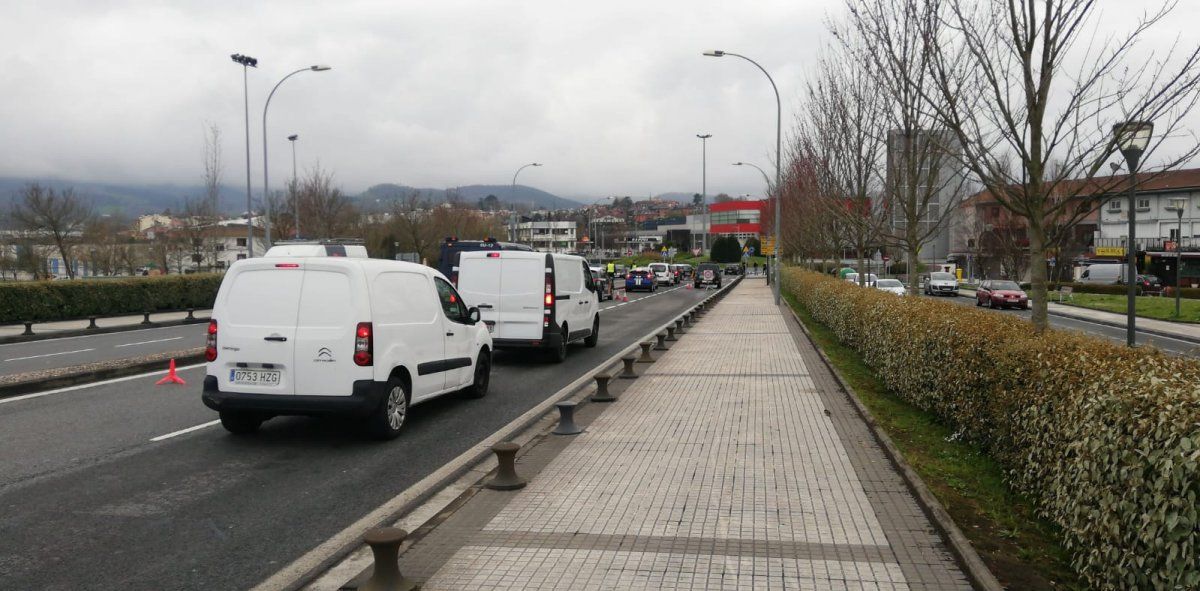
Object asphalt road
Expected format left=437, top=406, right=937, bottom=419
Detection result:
left=921, top=291, right=1200, bottom=356
left=0, top=281, right=715, bottom=590
left=0, top=324, right=207, bottom=377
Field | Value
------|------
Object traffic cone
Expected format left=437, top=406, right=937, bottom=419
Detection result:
left=156, top=359, right=187, bottom=385
left=622, top=293, right=629, bottom=302
left=686, top=282, right=693, bottom=290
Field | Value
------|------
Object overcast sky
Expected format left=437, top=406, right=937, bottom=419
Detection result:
left=2, top=1, right=1198, bottom=203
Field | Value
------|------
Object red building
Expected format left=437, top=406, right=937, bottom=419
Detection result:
left=708, top=199, right=767, bottom=241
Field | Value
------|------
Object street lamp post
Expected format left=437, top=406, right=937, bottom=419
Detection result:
left=705, top=50, right=782, bottom=304
left=263, top=65, right=330, bottom=247
left=697, top=134, right=712, bottom=255
left=231, top=53, right=258, bottom=257
left=288, top=134, right=300, bottom=239
left=511, top=163, right=542, bottom=246
left=733, top=162, right=771, bottom=187
left=1113, top=120, right=1154, bottom=347
left=1168, top=196, right=1187, bottom=317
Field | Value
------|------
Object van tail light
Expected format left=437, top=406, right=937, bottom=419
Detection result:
left=205, top=320, right=218, bottom=362
left=354, top=322, right=373, bottom=366
left=450, top=271, right=458, bottom=287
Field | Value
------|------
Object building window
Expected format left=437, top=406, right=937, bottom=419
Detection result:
left=236, top=238, right=247, bottom=247
left=1136, top=198, right=1151, bottom=211
left=1170, top=228, right=1181, bottom=241
left=1108, top=200, right=1121, bottom=212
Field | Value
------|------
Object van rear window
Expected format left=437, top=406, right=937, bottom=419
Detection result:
left=226, top=269, right=303, bottom=327
left=297, top=271, right=354, bottom=328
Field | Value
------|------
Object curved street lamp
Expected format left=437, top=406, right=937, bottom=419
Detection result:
left=511, top=163, right=543, bottom=244
left=263, top=65, right=331, bottom=247
left=733, top=161, right=771, bottom=188
left=705, top=50, right=782, bottom=304
left=1113, top=120, right=1154, bottom=347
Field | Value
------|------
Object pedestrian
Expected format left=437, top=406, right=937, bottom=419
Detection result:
left=753, top=261, right=759, bottom=275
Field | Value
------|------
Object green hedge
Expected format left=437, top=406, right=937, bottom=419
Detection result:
left=783, top=268, right=1200, bottom=589
left=0, top=274, right=223, bottom=323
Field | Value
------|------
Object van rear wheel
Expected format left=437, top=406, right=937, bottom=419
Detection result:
left=548, top=326, right=568, bottom=363
left=584, top=316, right=599, bottom=348
left=220, top=411, right=263, bottom=435
left=369, top=378, right=409, bottom=440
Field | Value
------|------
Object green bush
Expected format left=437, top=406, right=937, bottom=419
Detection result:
left=0, top=274, right=223, bottom=323
left=783, top=268, right=1200, bottom=589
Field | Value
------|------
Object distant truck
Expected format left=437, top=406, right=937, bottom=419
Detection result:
left=438, top=237, right=533, bottom=285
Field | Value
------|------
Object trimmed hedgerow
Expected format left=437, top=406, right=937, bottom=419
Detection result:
left=0, top=274, right=222, bottom=323
left=784, top=268, right=1200, bottom=589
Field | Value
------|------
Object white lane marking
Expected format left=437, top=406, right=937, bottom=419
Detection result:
left=150, top=420, right=221, bottom=442
left=116, top=336, right=184, bottom=348
left=4, top=348, right=95, bottom=362
left=0, top=363, right=205, bottom=405
left=0, top=322, right=208, bottom=348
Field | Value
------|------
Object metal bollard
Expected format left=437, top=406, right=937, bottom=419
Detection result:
left=636, top=341, right=655, bottom=363
left=485, top=442, right=527, bottom=490
left=654, top=331, right=668, bottom=351
left=22, top=321, right=34, bottom=336
left=87, top=316, right=98, bottom=330
left=186, top=308, right=196, bottom=321
left=591, top=373, right=616, bottom=402
left=674, top=317, right=687, bottom=334
left=665, top=325, right=677, bottom=342
left=619, top=355, right=638, bottom=379
left=360, top=527, right=416, bottom=591
left=142, top=311, right=153, bottom=325
left=552, top=401, right=583, bottom=435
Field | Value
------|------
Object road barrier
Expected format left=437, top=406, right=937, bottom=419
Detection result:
left=654, top=332, right=668, bottom=351
left=551, top=402, right=583, bottom=435
left=485, top=442, right=526, bottom=491
left=590, top=374, right=615, bottom=403
left=360, top=528, right=415, bottom=591
left=636, top=342, right=655, bottom=364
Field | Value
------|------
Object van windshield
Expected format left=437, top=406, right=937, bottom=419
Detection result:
left=931, top=272, right=955, bottom=280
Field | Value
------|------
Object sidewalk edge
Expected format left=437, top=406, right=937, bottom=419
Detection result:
left=782, top=302, right=1003, bottom=591
left=0, top=350, right=206, bottom=400
left=0, top=313, right=211, bottom=345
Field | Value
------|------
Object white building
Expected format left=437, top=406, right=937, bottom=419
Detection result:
left=516, top=221, right=577, bottom=252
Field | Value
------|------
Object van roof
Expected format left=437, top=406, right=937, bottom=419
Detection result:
left=263, top=243, right=369, bottom=258
left=231, top=255, right=440, bottom=279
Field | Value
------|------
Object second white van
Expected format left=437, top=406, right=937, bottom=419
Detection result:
left=456, top=251, right=600, bottom=362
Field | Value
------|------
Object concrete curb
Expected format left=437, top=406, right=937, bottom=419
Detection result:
left=0, top=349, right=206, bottom=400
left=956, top=290, right=1200, bottom=345
left=781, top=302, right=1003, bottom=591
left=0, top=311, right=211, bottom=345
left=254, top=277, right=742, bottom=591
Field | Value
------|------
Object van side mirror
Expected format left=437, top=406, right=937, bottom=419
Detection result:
left=468, top=307, right=481, bottom=324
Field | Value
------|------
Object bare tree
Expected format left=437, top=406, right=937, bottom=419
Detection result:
left=298, top=166, right=356, bottom=239
left=921, top=0, right=1200, bottom=330
left=10, top=184, right=92, bottom=279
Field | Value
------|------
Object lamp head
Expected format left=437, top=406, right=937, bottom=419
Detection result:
left=532, top=162, right=542, bottom=167
left=310, top=65, right=332, bottom=71
left=1168, top=197, right=1188, bottom=212
left=1113, top=120, right=1154, bottom=156
left=230, top=54, right=258, bottom=67
left=697, top=134, right=712, bottom=139
left=287, top=134, right=299, bottom=141
left=733, top=162, right=744, bottom=166
left=703, top=50, right=725, bottom=57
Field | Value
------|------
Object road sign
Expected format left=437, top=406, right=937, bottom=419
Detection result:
left=883, top=255, right=890, bottom=263
left=761, top=238, right=775, bottom=256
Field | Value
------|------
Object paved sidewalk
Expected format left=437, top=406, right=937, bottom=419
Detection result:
left=390, top=278, right=971, bottom=590
left=0, top=309, right=211, bottom=339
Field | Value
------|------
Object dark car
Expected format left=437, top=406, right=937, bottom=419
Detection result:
left=724, top=264, right=742, bottom=276
left=975, top=279, right=1028, bottom=310
left=589, top=266, right=615, bottom=301
left=625, top=268, right=658, bottom=292
left=1136, top=274, right=1164, bottom=296
left=438, top=237, right=533, bottom=285
left=695, top=263, right=722, bottom=288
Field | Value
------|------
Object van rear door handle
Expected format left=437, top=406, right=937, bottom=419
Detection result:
left=264, top=336, right=287, bottom=342
left=446, top=332, right=455, bottom=336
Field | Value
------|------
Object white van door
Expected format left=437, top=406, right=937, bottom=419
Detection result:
left=215, top=263, right=303, bottom=395
left=553, top=257, right=585, bottom=336
left=434, top=277, right=475, bottom=389
left=457, top=254, right=502, bottom=335
left=371, top=271, right=444, bottom=399
left=498, top=254, right=546, bottom=340
left=292, top=266, right=366, bottom=397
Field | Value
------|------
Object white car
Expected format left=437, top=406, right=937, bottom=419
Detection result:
left=648, top=262, right=674, bottom=286
left=873, top=278, right=907, bottom=296
left=923, top=271, right=959, bottom=296
left=457, top=250, right=600, bottom=363
left=202, top=255, right=492, bottom=439
left=845, top=272, right=879, bottom=286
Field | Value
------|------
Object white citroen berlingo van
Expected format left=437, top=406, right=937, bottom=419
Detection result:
left=202, top=255, right=492, bottom=439
left=455, top=251, right=599, bottom=362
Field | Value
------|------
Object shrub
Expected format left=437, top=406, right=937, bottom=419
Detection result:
left=783, top=268, right=1200, bottom=589
left=0, top=274, right=223, bottom=323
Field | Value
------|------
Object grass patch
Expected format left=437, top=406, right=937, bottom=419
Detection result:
left=1058, top=292, right=1200, bottom=322
left=783, top=292, right=1082, bottom=590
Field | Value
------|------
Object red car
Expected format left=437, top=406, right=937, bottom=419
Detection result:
left=976, top=280, right=1029, bottom=310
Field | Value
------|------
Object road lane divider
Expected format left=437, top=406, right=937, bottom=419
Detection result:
left=116, top=336, right=184, bottom=348
left=4, top=348, right=95, bottom=362
left=150, top=419, right=221, bottom=442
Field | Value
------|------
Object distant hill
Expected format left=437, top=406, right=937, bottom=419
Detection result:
left=654, top=192, right=698, bottom=204
left=0, top=177, right=244, bottom=218
left=360, top=184, right=581, bottom=210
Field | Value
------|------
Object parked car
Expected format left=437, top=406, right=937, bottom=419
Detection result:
left=975, top=279, right=1029, bottom=309
left=923, top=271, right=959, bottom=296
left=457, top=251, right=600, bottom=363
left=626, top=267, right=658, bottom=292
left=695, top=263, right=722, bottom=288
left=648, top=262, right=674, bottom=286
left=844, top=272, right=878, bottom=286
left=1077, top=263, right=1125, bottom=285
left=874, top=278, right=906, bottom=296
left=589, top=265, right=615, bottom=301
left=1137, top=274, right=1164, bottom=296
left=202, top=256, right=492, bottom=439
left=724, top=264, right=742, bottom=276
left=673, top=264, right=693, bottom=281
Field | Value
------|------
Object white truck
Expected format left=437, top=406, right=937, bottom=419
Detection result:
left=456, top=251, right=600, bottom=362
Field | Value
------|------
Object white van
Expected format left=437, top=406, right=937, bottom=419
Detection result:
left=1078, top=263, right=1126, bottom=285
left=202, top=256, right=492, bottom=439
left=648, top=262, right=674, bottom=286
left=456, top=251, right=600, bottom=362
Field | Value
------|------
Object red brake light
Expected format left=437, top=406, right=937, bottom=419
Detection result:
left=205, top=320, right=218, bottom=362
left=545, top=293, right=554, bottom=306
left=487, top=252, right=501, bottom=258
left=275, top=263, right=300, bottom=268
left=354, top=322, right=373, bottom=366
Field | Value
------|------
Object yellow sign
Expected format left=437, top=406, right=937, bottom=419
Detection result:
left=1095, top=246, right=1125, bottom=257
left=761, top=237, right=776, bottom=256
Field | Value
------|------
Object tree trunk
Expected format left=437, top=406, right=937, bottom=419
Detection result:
left=1027, top=221, right=1048, bottom=332
left=906, top=224, right=921, bottom=295
left=54, top=237, right=75, bottom=279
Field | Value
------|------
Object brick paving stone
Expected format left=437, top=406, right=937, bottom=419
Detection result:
left=398, top=279, right=972, bottom=590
